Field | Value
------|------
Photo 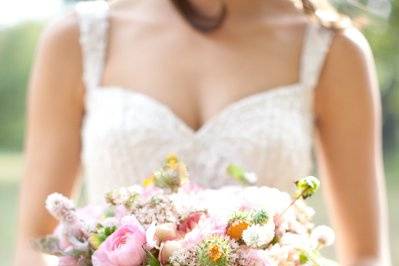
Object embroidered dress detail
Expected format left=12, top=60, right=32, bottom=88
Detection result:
left=75, top=1, right=334, bottom=203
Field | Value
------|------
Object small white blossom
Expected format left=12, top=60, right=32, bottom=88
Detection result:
left=242, top=221, right=275, bottom=248
left=45, top=193, right=77, bottom=224
left=311, top=225, right=335, bottom=248
left=264, top=243, right=291, bottom=263
left=280, top=232, right=311, bottom=250
left=244, top=172, right=258, bottom=184
left=105, top=186, right=140, bottom=206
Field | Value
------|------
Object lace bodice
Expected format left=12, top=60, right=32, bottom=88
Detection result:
left=76, top=1, right=334, bottom=204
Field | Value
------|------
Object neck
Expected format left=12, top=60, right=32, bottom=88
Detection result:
left=188, top=0, right=298, bottom=20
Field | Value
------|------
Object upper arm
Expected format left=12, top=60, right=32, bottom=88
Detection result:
left=314, top=28, right=389, bottom=265
left=18, top=13, right=84, bottom=240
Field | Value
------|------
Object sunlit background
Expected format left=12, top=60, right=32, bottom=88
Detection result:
left=0, top=0, right=398, bottom=265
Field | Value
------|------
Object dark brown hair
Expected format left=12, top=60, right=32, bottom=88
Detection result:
left=170, top=0, right=349, bottom=32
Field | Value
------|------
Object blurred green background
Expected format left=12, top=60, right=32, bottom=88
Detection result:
left=0, top=0, right=398, bottom=265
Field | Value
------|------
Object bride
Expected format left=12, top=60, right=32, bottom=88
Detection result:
left=14, top=0, right=390, bottom=265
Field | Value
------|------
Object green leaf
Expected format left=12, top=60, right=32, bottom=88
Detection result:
left=226, top=164, right=247, bottom=185
left=145, top=250, right=161, bottom=266
left=227, top=164, right=245, bottom=177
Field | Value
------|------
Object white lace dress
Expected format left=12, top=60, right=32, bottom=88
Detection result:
left=75, top=1, right=334, bottom=204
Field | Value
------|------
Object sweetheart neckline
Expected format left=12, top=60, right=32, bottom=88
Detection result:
left=89, top=82, right=305, bottom=136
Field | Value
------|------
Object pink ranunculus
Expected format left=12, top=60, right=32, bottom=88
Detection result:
left=177, top=211, right=204, bottom=234
left=92, top=216, right=146, bottom=266
left=183, top=217, right=227, bottom=247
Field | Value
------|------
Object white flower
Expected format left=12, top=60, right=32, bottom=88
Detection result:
left=264, top=243, right=290, bottom=264
left=280, top=232, right=311, bottom=250
left=244, top=172, right=258, bottom=184
left=242, top=221, right=275, bottom=248
left=311, top=225, right=335, bottom=248
left=105, top=186, right=140, bottom=206
left=146, top=222, right=159, bottom=249
left=295, top=200, right=315, bottom=219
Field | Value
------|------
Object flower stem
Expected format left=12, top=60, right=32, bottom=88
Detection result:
left=280, top=187, right=310, bottom=217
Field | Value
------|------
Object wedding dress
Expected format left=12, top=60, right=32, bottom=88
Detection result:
left=75, top=1, right=334, bottom=204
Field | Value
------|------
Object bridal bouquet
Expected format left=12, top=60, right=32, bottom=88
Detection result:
left=36, top=155, right=336, bottom=266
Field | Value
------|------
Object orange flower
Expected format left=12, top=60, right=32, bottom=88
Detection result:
left=208, top=244, right=222, bottom=262
left=226, top=220, right=250, bottom=240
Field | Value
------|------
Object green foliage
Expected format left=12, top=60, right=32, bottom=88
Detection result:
left=251, top=209, right=269, bottom=225
left=145, top=250, right=161, bottom=266
left=226, top=164, right=247, bottom=184
left=0, top=22, right=43, bottom=150
left=358, top=1, right=399, bottom=154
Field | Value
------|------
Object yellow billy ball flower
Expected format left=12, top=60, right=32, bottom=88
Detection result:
left=208, top=244, right=223, bottom=262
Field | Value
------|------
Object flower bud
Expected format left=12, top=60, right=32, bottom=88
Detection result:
left=159, top=240, right=183, bottom=264
left=295, top=176, right=320, bottom=199
left=155, top=223, right=178, bottom=241
left=311, top=225, right=335, bottom=249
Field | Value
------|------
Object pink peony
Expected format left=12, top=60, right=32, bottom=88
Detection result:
left=92, top=216, right=146, bottom=266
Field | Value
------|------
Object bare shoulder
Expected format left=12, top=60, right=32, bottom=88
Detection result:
left=318, top=26, right=377, bottom=98
left=37, top=11, right=81, bottom=68
left=326, top=26, right=374, bottom=74
left=315, top=26, right=379, bottom=120
left=31, top=11, right=84, bottom=100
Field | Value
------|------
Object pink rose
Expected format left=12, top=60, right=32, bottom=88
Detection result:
left=92, top=216, right=146, bottom=266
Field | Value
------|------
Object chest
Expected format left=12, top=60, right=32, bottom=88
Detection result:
left=82, top=83, right=315, bottom=195
left=102, top=20, right=306, bottom=130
